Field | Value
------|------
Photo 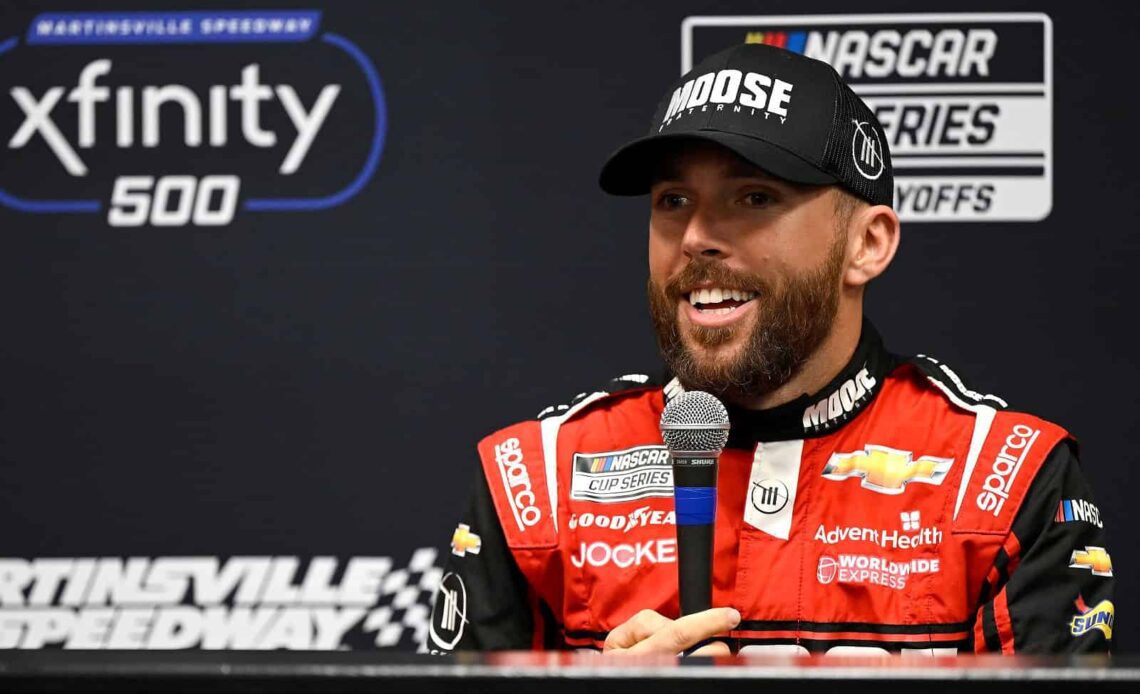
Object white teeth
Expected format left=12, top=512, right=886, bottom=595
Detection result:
left=688, top=287, right=759, bottom=306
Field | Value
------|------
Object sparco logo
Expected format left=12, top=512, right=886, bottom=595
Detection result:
left=684, top=14, right=1053, bottom=222
left=802, top=365, right=877, bottom=430
left=494, top=437, right=542, bottom=531
left=975, top=423, right=1039, bottom=517
left=660, top=68, right=793, bottom=131
left=1, top=10, right=385, bottom=227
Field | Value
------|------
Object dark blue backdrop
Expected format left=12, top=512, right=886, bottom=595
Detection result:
left=0, top=0, right=1134, bottom=651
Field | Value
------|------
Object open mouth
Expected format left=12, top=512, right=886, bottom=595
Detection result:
left=687, top=287, right=758, bottom=315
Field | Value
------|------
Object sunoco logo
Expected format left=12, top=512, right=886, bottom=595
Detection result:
left=0, top=10, right=386, bottom=227
left=683, top=13, right=1052, bottom=222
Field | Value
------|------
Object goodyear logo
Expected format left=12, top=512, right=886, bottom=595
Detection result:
left=1070, top=596, right=1114, bottom=640
left=822, top=445, right=953, bottom=495
left=1069, top=546, right=1113, bottom=577
left=683, top=13, right=1053, bottom=222
left=449, top=523, right=482, bottom=558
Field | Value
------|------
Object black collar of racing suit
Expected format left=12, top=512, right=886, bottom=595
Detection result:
left=662, top=319, right=900, bottom=446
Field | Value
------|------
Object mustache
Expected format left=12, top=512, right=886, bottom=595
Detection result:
left=662, top=258, right=770, bottom=300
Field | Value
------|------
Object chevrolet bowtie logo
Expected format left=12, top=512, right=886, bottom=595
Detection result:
left=822, top=445, right=953, bottom=495
left=1070, top=546, right=1113, bottom=577
left=450, top=523, right=482, bottom=557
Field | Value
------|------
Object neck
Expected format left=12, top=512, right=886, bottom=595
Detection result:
left=733, top=302, right=864, bottom=411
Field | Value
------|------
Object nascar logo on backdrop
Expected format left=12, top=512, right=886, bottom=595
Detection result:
left=682, top=13, right=1052, bottom=222
left=0, top=10, right=386, bottom=227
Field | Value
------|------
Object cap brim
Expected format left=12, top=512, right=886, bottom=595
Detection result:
left=599, top=130, right=837, bottom=196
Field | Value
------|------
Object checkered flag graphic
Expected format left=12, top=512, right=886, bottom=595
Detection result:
left=364, top=547, right=443, bottom=651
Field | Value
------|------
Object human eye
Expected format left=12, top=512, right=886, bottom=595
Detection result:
left=740, top=190, right=775, bottom=207
left=654, top=191, right=691, bottom=210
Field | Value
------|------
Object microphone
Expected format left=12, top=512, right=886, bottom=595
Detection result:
left=659, top=391, right=730, bottom=616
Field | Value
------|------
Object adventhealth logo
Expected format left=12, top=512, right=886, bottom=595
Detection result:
left=1, top=10, right=387, bottom=227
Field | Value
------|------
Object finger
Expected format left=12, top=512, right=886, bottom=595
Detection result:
left=603, top=609, right=673, bottom=651
left=633, top=607, right=741, bottom=654
left=688, top=640, right=732, bottom=657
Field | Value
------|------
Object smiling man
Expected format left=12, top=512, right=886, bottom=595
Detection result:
left=427, top=43, right=1113, bottom=656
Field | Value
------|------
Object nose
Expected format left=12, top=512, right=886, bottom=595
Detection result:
left=680, top=206, right=731, bottom=260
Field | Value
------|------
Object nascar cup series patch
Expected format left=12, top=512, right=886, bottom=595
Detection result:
left=683, top=13, right=1052, bottom=222
left=570, top=445, right=672, bottom=503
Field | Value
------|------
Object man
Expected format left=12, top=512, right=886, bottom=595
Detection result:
left=427, top=43, right=1113, bottom=655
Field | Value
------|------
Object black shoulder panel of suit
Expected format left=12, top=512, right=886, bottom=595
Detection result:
left=908, top=353, right=1011, bottom=411
left=534, top=371, right=666, bottom=421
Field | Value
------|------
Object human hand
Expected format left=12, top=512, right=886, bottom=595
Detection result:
left=602, top=607, right=740, bottom=656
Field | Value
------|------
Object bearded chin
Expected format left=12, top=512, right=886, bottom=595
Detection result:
left=647, top=243, right=844, bottom=405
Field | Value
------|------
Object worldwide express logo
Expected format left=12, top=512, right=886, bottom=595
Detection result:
left=0, top=11, right=385, bottom=227
left=682, top=13, right=1052, bottom=222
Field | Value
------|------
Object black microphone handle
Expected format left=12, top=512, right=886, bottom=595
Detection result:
left=672, top=457, right=718, bottom=616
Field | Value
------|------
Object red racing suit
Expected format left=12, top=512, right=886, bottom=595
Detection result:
left=428, top=323, right=1114, bottom=654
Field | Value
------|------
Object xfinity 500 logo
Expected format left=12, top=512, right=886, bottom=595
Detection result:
left=683, top=13, right=1052, bottom=222
left=1, top=11, right=386, bottom=227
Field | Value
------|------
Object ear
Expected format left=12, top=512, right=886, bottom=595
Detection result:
left=844, top=204, right=900, bottom=287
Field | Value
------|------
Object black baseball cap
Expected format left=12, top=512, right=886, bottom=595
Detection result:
left=599, top=42, right=893, bottom=207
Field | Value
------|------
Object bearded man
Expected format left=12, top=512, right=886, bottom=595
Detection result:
left=427, top=43, right=1113, bottom=656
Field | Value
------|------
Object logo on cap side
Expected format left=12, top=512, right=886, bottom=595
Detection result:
left=851, top=120, right=884, bottom=180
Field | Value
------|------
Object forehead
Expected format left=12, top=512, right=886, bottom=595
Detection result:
left=650, top=141, right=781, bottom=184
